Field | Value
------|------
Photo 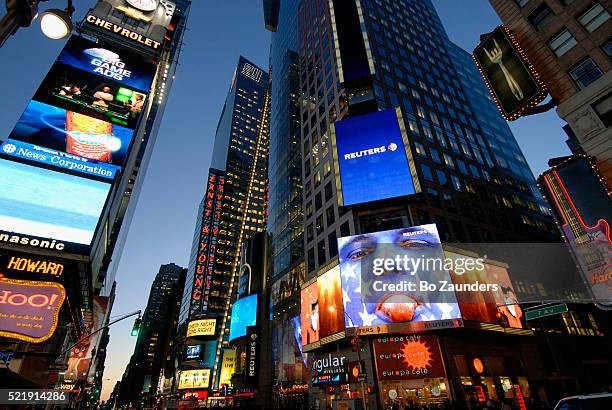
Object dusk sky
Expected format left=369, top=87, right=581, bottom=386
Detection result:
left=0, top=0, right=570, bottom=402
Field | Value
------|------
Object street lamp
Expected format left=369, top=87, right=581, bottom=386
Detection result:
left=40, top=6, right=72, bottom=39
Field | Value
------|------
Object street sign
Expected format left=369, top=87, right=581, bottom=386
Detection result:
left=525, top=304, right=568, bottom=321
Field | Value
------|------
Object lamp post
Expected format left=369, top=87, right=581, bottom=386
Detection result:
left=0, top=0, right=74, bottom=47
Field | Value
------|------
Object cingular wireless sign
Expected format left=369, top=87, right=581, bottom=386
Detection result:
left=312, top=353, right=347, bottom=374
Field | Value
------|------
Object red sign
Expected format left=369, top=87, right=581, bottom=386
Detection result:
left=373, top=335, right=445, bottom=380
left=0, top=277, right=66, bottom=343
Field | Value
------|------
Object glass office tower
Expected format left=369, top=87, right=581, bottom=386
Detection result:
left=264, top=0, right=309, bottom=406
left=178, top=57, right=270, bottom=389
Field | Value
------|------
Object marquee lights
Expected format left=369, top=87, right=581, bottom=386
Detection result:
left=473, top=25, right=548, bottom=121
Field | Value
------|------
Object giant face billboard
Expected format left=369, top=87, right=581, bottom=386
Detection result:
left=331, top=107, right=420, bottom=206
left=0, top=277, right=66, bottom=343
left=229, top=294, right=257, bottom=341
left=57, top=36, right=155, bottom=91
left=10, top=100, right=134, bottom=167
left=0, top=156, right=112, bottom=248
left=473, top=25, right=547, bottom=121
left=84, top=0, right=176, bottom=54
left=337, top=224, right=462, bottom=335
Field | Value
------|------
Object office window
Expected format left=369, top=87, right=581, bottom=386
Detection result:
left=421, top=164, right=434, bottom=182
left=414, top=142, right=426, bottom=156
left=593, top=92, right=612, bottom=127
left=603, top=38, right=612, bottom=59
left=515, top=0, right=529, bottom=6
left=529, top=3, right=555, bottom=31
left=569, top=58, right=603, bottom=88
left=578, top=3, right=611, bottom=33
left=548, top=28, right=577, bottom=56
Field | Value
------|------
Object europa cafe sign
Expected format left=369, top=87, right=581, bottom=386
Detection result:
left=85, top=15, right=162, bottom=50
left=0, top=277, right=66, bottom=343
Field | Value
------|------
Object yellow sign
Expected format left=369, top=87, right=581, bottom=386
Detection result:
left=6, top=257, right=64, bottom=277
left=187, top=319, right=217, bottom=337
left=219, top=349, right=236, bottom=386
left=178, top=369, right=211, bottom=390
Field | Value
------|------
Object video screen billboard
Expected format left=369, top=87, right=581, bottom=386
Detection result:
left=178, top=369, right=211, bottom=390
left=0, top=158, right=111, bottom=246
left=58, top=36, right=155, bottom=91
left=317, top=266, right=345, bottom=339
left=10, top=100, right=134, bottom=167
left=446, top=252, right=523, bottom=328
left=337, top=224, right=461, bottom=334
left=331, top=108, right=419, bottom=206
left=300, top=282, right=319, bottom=346
left=229, top=294, right=257, bottom=341
left=186, top=345, right=201, bottom=360
left=34, top=63, right=147, bottom=129
left=473, top=26, right=546, bottom=121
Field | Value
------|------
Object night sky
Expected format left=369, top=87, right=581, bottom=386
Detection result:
left=0, top=0, right=570, bottom=401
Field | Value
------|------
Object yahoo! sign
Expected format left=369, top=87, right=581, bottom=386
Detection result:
left=0, top=277, right=66, bottom=343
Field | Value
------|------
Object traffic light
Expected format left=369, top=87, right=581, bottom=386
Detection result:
left=131, top=317, right=141, bottom=337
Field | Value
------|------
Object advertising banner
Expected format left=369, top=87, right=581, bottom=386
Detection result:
left=84, top=0, right=176, bottom=54
left=473, top=25, right=547, bottom=121
left=0, top=157, right=112, bottom=248
left=0, top=277, right=66, bottom=343
left=331, top=107, right=419, bottom=206
left=0, top=251, right=67, bottom=279
left=58, top=36, right=155, bottom=91
left=300, top=282, right=319, bottom=346
left=245, top=325, right=261, bottom=384
left=10, top=100, right=134, bottom=167
left=219, top=348, right=236, bottom=386
left=373, top=335, right=445, bottom=380
left=34, top=62, right=147, bottom=129
left=229, top=294, right=257, bottom=341
left=337, top=224, right=462, bottom=335
left=186, top=318, right=217, bottom=338
left=178, top=369, right=211, bottom=390
left=317, top=266, right=345, bottom=339
left=185, top=344, right=201, bottom=360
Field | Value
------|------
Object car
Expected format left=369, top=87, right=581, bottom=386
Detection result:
left=554, top=392, right=612, bottom=409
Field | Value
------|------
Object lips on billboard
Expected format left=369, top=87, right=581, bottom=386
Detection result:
left=331, top=107, right=420, bottom=206
left=0, top=277, right=66, bottom=343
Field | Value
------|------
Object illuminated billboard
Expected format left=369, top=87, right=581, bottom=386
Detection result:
left=186, top=318, right=216, bottom=337
left=317, top=266, right=345, bottom=339
left=0, top=158, right=111, bottom=247
left=178, top=369, right=211, bottom=390
left=10, top=100, right=134, bottom=167
left=185, top=345, right=201, bottom=360
left=228, top=294, right=257, bottom=341
left=300, top=282, right=319, bottom=346
left=219, top=349, right=236, bottom=386
left=446, top=252, right=523, bottom=328
left=331, top=107, right=419, bottom=206
left=373, top=335, right=445, bottom=380
left=473, top=25, right=547, bottom=121
left=34, top=63, right=147, bottom=129
left=0, top=277, right=66, bottom=343
left=58, top=36, right=155, bottom=91
left=337, top=224, right=462, bottom=335
left=84, top=0, right=176, bottom=54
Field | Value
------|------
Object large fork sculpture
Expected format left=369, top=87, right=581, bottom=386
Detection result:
left=485, top=39, right=524, bottom=101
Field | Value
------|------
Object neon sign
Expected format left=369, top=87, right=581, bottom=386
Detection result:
left=6, top=257, right=64, bottom=277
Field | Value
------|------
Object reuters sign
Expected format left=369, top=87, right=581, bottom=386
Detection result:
left=186, top=318, right=216, bottom=338
left=0, top=277, right=66, bottom=343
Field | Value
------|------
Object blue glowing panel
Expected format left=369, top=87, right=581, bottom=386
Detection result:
left=333, top=108, right=417, bottom=206
left=229, top=294, right=258, bottom=341
left=0, top=159, right=111, bottom=246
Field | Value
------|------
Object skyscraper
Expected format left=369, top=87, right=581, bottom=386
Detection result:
left=0, top=0, right=191, bottom=393
left=263, top=0, right=588, bottom=407
left=117, top=263, right=186, bottom=406
left=177, top=56, right=270, bottom=392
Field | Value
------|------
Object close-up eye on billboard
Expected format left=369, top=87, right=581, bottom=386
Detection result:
left=57, top=36, right=155, bottom=92
left=337, top=224, right=462, bottom=335
left=331, top=107, right=420, bottom=207
left=473, top=25, right=547, bottom=121
left=10, top=100, right=134, bottom=167
left=228, top=293, right=258, bottom=341
left=0, top=157, right=112, bottom=247
left=34, top=63, right=147, bottom=129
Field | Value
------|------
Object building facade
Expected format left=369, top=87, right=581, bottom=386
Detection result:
left=0, top=0, right=191, bottom=396
left=176, top=57, right=270, bottom=400
left=489, top=0, right=612, bottom=181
